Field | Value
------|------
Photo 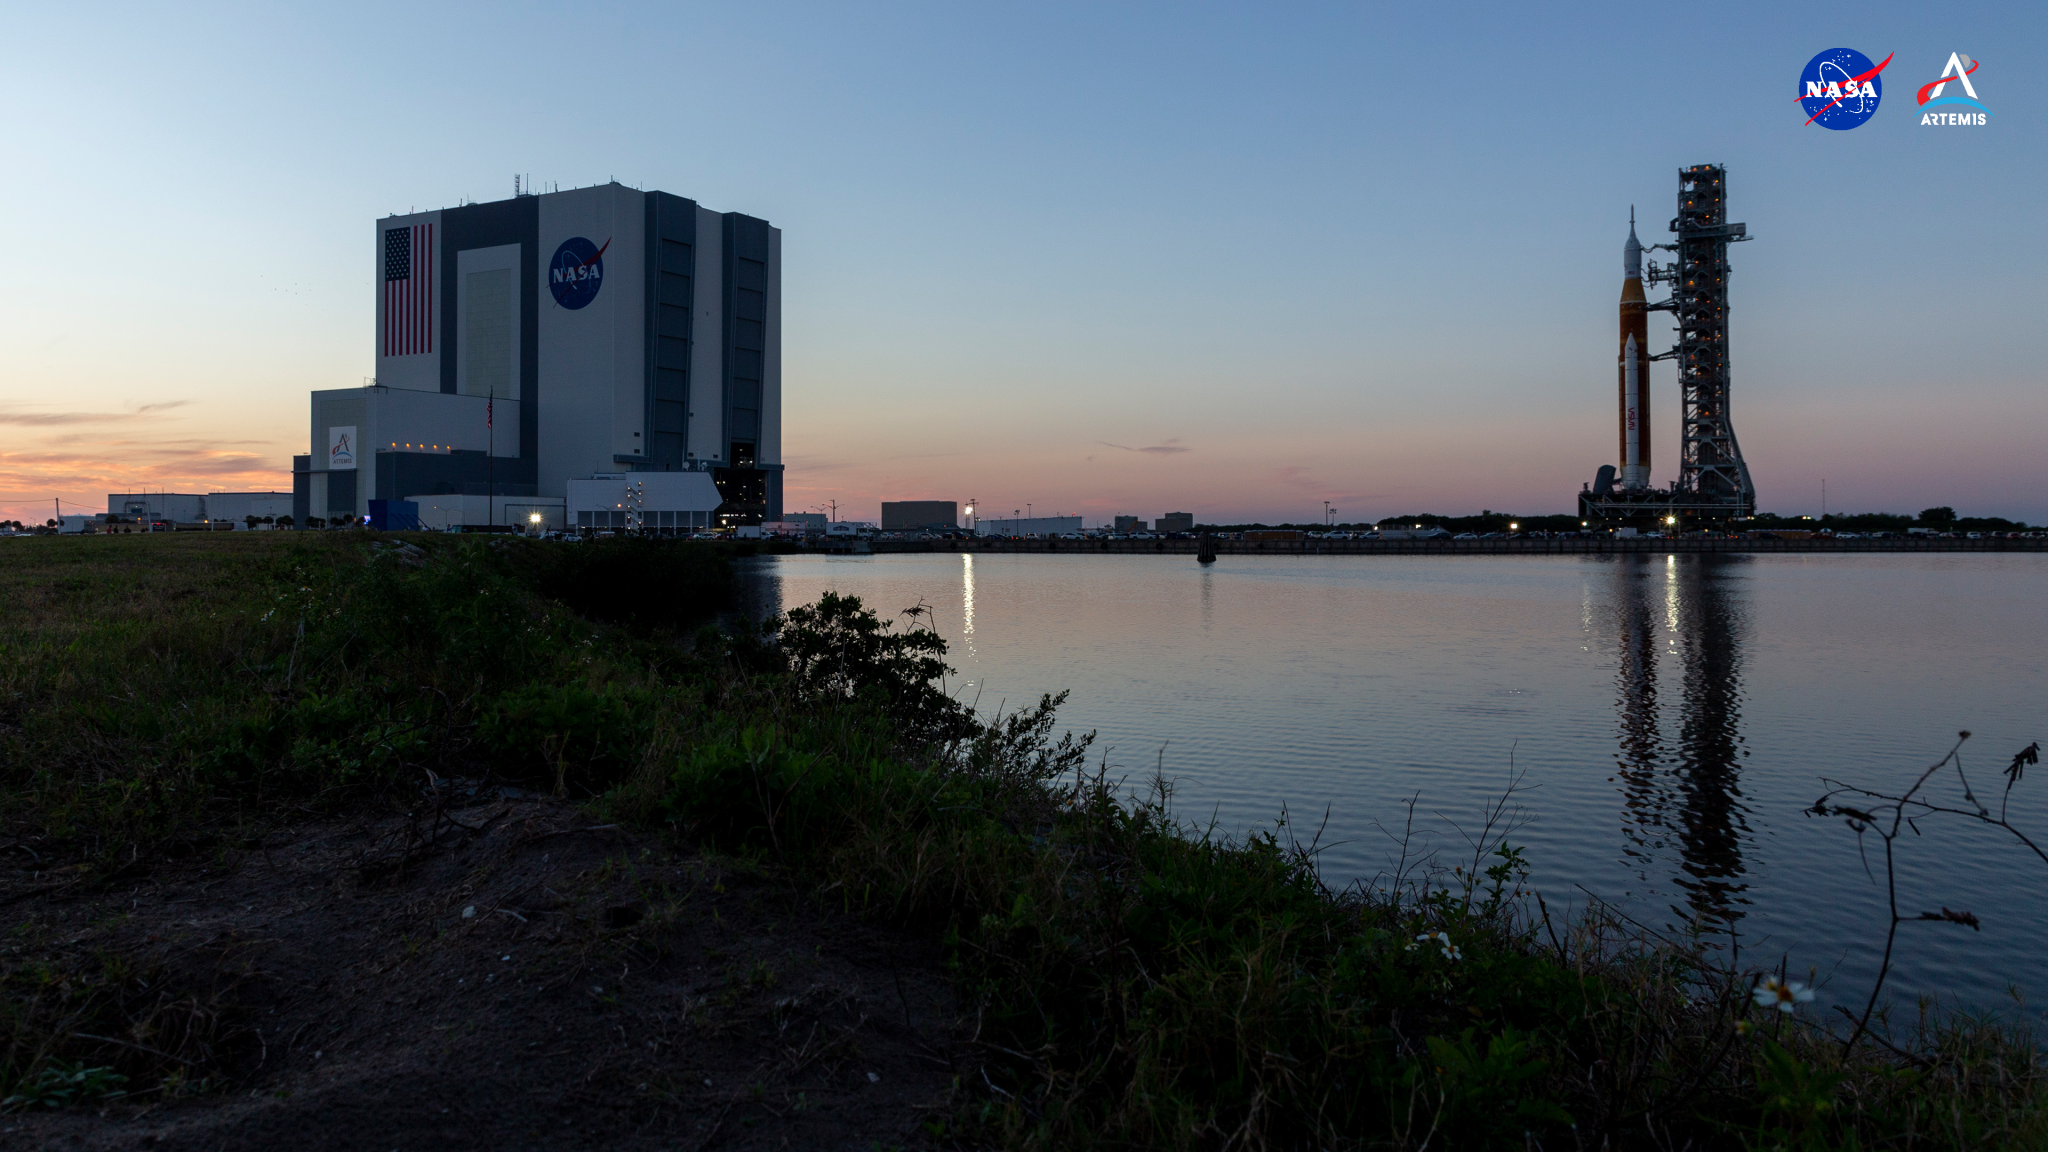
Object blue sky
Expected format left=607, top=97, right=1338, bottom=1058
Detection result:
left=2, top=1, right=2041, bottom=523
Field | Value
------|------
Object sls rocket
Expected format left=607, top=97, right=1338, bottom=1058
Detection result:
left=1618, top=216, right=1651, bottom=489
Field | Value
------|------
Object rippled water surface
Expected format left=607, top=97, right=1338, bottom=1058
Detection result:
left=740, top=552, right=2048, bottom=1012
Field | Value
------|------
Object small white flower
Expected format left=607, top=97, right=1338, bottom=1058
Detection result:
left=1407, top=931, right=1462, bottom=961
left=1753, top=976, right=1814, bottom=1013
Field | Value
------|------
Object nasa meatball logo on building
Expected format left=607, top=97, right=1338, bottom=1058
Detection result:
left=548, top=236, right=609, bottom=310
left=1918, top=54, right=1990, bottom=126
left=1796, top=48, right=1891, bottom=130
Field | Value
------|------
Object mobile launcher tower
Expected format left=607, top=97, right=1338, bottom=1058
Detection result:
left=1580, top=164, right=1756, bottom=526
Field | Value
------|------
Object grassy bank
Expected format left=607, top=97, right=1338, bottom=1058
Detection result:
left=2, top=533, right=2043, bottom=1148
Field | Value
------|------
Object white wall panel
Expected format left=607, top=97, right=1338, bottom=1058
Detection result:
left=538, top=185, right=645, bottom=496
left=374, top=210, right=443, bottom=392
left=311, top=391, right=367, bottom=476
left=457, top=244, right=521, bottom=401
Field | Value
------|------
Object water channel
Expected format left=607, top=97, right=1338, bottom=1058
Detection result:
left=740, top=551, right=2048, bottom=1015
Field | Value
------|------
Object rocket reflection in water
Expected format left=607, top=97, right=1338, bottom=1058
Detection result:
left=1610, top=555, right=1753, bottom=930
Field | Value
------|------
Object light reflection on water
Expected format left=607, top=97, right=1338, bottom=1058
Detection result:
left=1609, top=554, right=1751, bottom=932
left=739, top=551, right=2048, bottom=1014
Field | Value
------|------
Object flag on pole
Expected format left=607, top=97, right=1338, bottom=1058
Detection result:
left=383, top=223, right=434, bottom=356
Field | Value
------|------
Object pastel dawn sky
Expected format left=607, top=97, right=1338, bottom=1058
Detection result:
left=2, top=1, right=2042, bottom=525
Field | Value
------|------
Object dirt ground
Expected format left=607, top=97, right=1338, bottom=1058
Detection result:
left=2, top=791, right=967, bottom=1151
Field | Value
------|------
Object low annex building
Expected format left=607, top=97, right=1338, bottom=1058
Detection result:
left=204, top=491, right=293, bottom=523
left=976, top=516, right=1082, bottom=537
left=104, top=492, right=292, bottom=525
left=108, top=493, right=205, bottom=523
left=295, top=181, right=783, bottom=530
left=566, top=472, right=723, bottom=533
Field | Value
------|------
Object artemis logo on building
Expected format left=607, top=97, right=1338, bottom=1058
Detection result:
left=1918, top=54, right=1990, bottom=125
left=329, top=426, right=356, bottom=471
left=548, top=237, right=609, bottom=310
left=1797, top=48, right=1892, bottom=129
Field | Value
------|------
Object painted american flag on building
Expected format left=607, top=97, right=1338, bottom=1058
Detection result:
left=383, top=223, right=434, bottom=356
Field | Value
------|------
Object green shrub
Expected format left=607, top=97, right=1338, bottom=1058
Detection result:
left=519, top=536, right=736, bottom=631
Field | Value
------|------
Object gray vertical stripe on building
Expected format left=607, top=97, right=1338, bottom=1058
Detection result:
left=721, top=213, right=771, bottom=460
left=642, top=192, right=698, bottom=469
left=438, top=197, right=540, bottom=487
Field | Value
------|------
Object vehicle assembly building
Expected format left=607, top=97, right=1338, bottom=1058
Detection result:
left=1581, top=164, right=1755, bottom=525
left=295, top=181, right=781, bottom=529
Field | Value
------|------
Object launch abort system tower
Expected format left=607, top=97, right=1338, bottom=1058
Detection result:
left=1581, top=164, right=1756, bottom=524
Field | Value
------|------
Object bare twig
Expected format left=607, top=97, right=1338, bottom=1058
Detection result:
left=1806, top=732, right=2044, bottom=1056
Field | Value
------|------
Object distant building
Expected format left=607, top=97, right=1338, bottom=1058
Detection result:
left=1113, top=515, right=1143, bottom=532
left=204, top=492, right=293, bottom=523
left=1155, top=512, right=1194, bottom=533
left=881, top=500, right=958, bottom=530
left=108, top=493, right=205, bottom=523
left=297, top=182, right=782, bottom=530
left=781, top=512, right=826, bottom=528
left=976, top=516, right=1083, bottom=537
